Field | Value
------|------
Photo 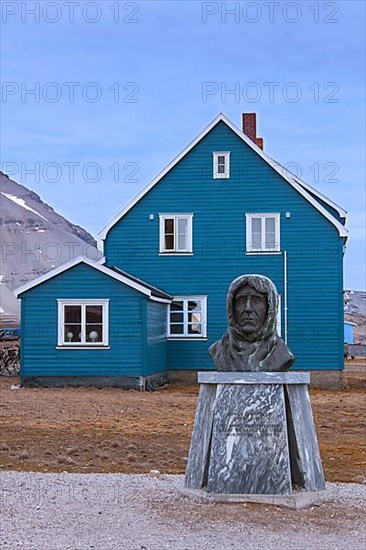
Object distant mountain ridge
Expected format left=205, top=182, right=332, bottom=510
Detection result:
left=0, top=171, right=98, bottom=321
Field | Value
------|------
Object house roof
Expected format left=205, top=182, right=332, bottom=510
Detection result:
left=265, top=160, right=347, bottom=219
left=109, top=266, right=172, bottom=300
left=14, top=257, right=172, bottom=303
left=98, top=113, right=348, bottom=241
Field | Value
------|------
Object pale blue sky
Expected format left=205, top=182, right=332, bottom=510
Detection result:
left=1, top=0, right=365, bottom=288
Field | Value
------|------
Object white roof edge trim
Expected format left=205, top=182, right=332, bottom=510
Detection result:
left=149, top=296, right=172, bottom=304
left=98, top=113, right=348, bottom=240
left=98, top=113, right=225, bottom=240
left=268, top=160, right=347, bottom=218
left=288, top=180, right=348, bottom=238
left=14, top=256, right=156, bottom=298
left=294, top=179, right=347, bottom=218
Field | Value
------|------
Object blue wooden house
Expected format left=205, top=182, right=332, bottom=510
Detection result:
left=15, top=113, right=348, bottom=389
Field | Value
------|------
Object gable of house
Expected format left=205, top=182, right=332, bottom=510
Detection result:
left=101, top=117, right=345, bottom=373
left=103, top=118, right=345, bottom=272
left=100, top=114, right=347, bottom=245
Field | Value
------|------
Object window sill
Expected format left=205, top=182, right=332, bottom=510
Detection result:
left=167, top=337, right=208, bottom=341
left=56, top=346, right=110, bottom=350
left=246, top=251, right=282, bottom=255
left=158, top=253, right=194, bottom=256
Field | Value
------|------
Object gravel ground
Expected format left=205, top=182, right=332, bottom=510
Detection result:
left=1, top=472, right=365, bottom=550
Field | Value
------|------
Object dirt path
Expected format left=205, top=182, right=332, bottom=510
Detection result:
left=1, top=472, right=365, bottom=550
left=0, top=362, right=365, bottom=482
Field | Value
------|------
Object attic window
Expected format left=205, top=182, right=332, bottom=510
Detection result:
left=213, top=152, right=230, bottom=179
left=57, top=299, right=109, bottom=347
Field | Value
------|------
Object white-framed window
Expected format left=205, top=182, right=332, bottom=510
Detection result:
left=213, top=152, right=230, bottom=179
left=168, top=296, right=207, bottom=338
left=159, top=214, right=193, bottom=254
left=246, top=213, right=280, bottom=253
left=57, top=299, right=109, bottom=347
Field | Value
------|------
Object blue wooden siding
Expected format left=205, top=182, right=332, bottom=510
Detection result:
left=20, top=263, right=147, bottom=377
left=146, top=301, right=168, bottom=375
left=104, top=120, right=344, bottom=372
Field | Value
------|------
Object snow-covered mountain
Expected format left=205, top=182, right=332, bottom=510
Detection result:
left=344, top=290, right=366, bottom=316
left=0, top=171, right=98, bottom=322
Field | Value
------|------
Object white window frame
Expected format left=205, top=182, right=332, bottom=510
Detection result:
left=168, top=296, right=207, bottom=339
left=57, top=299, right=109, bottom=347
left=245, top=213, right=281, bottom=253
left=213, top=151, right=230, bottom=179
left=159, top=214, right=193, bottom=254
left=277, top=295, right=282, bottom=336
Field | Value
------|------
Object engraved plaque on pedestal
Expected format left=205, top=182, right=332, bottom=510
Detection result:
left=207, top=383, right=292, bottom=495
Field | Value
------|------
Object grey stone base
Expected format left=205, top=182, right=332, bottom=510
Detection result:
left=180, top=487, right=326, bottom=510
left=21, top=372, right=168, bottom=391
left=309, top=370, right=344, bottom=389
left=145, top=372, right=169, bottom=391
left=167, top=369, right=344, bottom=389
left=166, top=370, right=198, bottom=384
left=185, top=372, right=325, bottom=503
left=21, top=370, right=344, bottom=389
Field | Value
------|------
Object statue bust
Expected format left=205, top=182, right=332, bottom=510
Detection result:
left=209, top=274, right=295, bottom=372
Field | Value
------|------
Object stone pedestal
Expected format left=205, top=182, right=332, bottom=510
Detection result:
left=185, top=372, right=325, bottom=505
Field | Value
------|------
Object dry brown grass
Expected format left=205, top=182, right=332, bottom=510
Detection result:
left=0, top=361, right=365, bottom=482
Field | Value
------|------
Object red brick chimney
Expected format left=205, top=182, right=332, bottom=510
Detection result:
left=242, top=113, right=264, bottom=150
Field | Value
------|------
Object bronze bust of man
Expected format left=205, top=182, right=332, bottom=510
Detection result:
left=209, top=274, right=295, bottom=372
